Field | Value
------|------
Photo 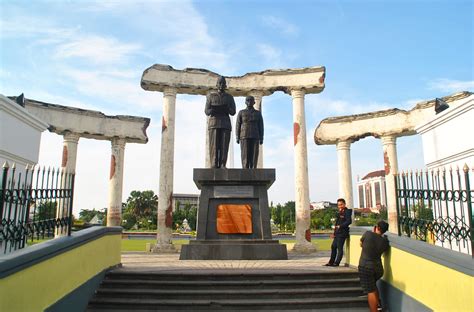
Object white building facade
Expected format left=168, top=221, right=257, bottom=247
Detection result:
left=416, top=95, right=473, bottom=170
left=356, top=170, right=387, bottom=212
left=415, top=94, right=473, bottom=255
left=0, top=95, right=48, bottom=170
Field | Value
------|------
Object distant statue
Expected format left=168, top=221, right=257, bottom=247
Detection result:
left=205, top=76, right=236, bottom=168
left=236, top=96, right=264, bottom=168
left=181, top=218, right=191, bottom=232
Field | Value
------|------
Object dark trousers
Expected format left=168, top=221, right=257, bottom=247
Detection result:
left=240, top=139, right=259, bottom=168
left=329, top=236, right=347, bottom=265
left=209, top=128, right=230, bottom=168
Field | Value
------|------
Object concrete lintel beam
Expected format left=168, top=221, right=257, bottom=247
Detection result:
left=141, top=64, right=326, bottom=96
left=314, top=91, right=473, bottom=145
left=19, top=98, right=150, bottom=144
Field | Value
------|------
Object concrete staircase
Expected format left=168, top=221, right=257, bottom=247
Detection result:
left=87, top=269, right=368, bottom=311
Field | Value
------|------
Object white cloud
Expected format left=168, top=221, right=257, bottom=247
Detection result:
left=261, top=15, right=299, bottom=36
left=71, top=0, right=232, bottom=73
left=0, top=68, right=12, bottom=80
left=0, top=15, right=77, bottom=40
left=256, top=43, right=286, bottom=68
left=428, top=79, right=474, bottom=93
left=54, top=35, right=141, bottom=64
left=58, top=68, right=160, bottom=113
left=24, top=90, right=103, bottom=112
left=306, top=95, right=392, bottom=123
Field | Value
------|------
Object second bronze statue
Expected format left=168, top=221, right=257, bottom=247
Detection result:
left=236, top=96, right=264, bottom=169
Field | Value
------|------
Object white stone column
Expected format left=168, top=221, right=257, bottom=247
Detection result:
left=291, top=89, right=316, bottom=252
left=56, top=132, right=79, bottom=237
left=250, top=91, right=264, bottom=168
left=60, top=132, right=80, bottom=173
left=154, top=87, right=177, bottom=252
left=381, top=135, right=399, bottom=233
left=336, top=140, right=354, bottom=209
left=205, top=91, right=211, bottom=168
left=107, top=137, right=126, bottom=227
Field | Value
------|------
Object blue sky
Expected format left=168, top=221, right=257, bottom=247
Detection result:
left=1, top=0, right=472, bottom=215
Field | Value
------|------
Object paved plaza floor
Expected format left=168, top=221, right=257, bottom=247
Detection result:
left=120, top=251, right=353, bottom=274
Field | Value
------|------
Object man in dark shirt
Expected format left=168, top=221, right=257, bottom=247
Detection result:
left=236, top=96, right=264, bottom=168
left=359, top=220, right=390, bottom=312
left=205, top=76, right=236, bottom=168
left=325, top=198, right=352, bottom=266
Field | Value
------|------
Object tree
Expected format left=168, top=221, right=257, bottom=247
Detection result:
left=125, top=190, right=158, bottom=219
left=122, top=190, right=158, bottom=230
left=310, top=207, right=337, bottom=230
left=33, top=201, right=57, bottom=221
left=80, top=208, right=105, bottom=223
left=270, top=201, right=296, bottom=232
left=78, top=208, right=107, bottom=224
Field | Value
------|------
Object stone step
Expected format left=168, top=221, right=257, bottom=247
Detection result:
left=87, top=296, right=368, bottom=311
left=94, top=286, right=364, bottom=300
left=105, top=270, right=360, bottom=281
left=100, top=277, right=361, bottom=290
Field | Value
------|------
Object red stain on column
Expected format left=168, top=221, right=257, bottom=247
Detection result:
left=384, top=151, right=391, bottom=175
left=319, top=73, right=325, bottom=84
left=162, top=116, right=167, bottom=133
left=305, top=229, right=311, bottom=242
left=293, top=122, right=300, bottom=146
left=110, top=155, right=116, bottom=179
left=61, top=146, right=68, bottom=167
left=165, top=192, right=173, bottom=228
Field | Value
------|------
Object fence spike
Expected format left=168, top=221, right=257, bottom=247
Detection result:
left=12, top=163, right=16, bottom=170
left=2, top=161, right=9, bottom=169
left=463, top=163, right=469, bottom=173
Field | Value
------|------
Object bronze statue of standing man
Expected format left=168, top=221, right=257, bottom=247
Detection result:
left=236, top=96, right=264, bottom=169
left=205, top=76, right=236, bottom=168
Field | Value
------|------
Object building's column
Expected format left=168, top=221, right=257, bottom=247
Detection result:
left=56, top=132, right=80, bottom=237
left=205, top=91, right=211, bottom=168
left=60, top=131, right=80, bottom=173
left=107, top=137, right=126, bottom=226
left=381, top=135, right=399, bottom=233
left=336, top=140, right=354, bottom=209
left=154, top=87, right=177, bottom=252
left=250, top=91, right=264, bottom=168
left=291, top=89, right=316, bottom=252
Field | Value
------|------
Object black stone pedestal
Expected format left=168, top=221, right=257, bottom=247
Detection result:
left=180, top=240, right=288, bottom=260
left=179, top=169, right=288, bottom=260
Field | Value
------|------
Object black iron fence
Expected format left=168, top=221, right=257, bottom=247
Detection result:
left=395, top=165, right=473, bottom=255
left=0, top=162, right=75, bottom=254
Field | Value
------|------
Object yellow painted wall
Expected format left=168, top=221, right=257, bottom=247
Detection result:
left=348, top=233, right=474, bottom=312
left=0, top=234, right=121, bottom=312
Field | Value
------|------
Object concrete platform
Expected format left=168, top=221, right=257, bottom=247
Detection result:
left=121, top=251, right=351, bottom=273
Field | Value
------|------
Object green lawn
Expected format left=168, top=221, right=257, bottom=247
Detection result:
left=121, top=238, right=331, bottom=252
